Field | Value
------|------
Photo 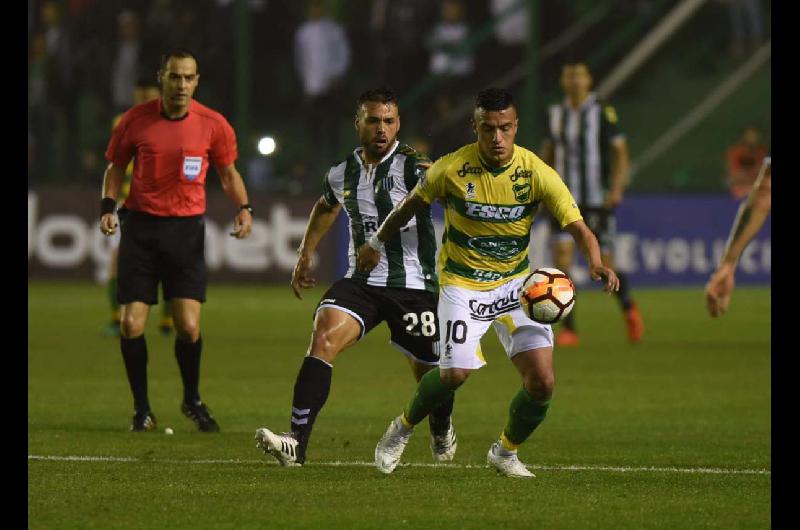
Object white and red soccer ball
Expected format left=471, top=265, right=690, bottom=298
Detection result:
left=519, top=268, right=576, bottom=324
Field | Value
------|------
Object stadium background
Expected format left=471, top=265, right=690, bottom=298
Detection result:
left=28, top=0, right=771, bottom=287
left=28, top=2, right=772, bottom=527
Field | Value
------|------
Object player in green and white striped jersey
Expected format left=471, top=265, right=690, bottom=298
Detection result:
left=254, top=89, right=456, bottom=467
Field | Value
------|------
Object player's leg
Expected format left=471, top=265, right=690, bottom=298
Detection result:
left=485, top=344, right=554, bottom=478
left=599, top=211, right=643, bottom=343
left=116, top=212, right=159, bottom=431
left=288, top=307, right=361, bottom=453
left=119, top=301, right=154, bottom=430
left=488, top=278, right=556, bottom=477
left=161, top=215, right=218, bottom=431
left=168, top=297, right=220, bottom=431
left=375, top=285, right=489, bottom=473
left=103, top=246, right=121, bottom=336
left=384, top=287, right=457, bottom=461
left=256, top=279, right=376, bottom=466
left=551, top=215, right=579, bottom=346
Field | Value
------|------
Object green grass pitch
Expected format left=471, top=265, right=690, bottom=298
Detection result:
left=28, top=281, right=770, bottom=529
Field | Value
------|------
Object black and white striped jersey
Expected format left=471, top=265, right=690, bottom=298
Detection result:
left=545, top=92, right=624, bottom=208
left=322, top=140, right=438, bottom=293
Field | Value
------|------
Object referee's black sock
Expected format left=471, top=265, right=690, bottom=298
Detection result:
left=290, top=356, right=332, bottom=461
left=615, top=272, right=634, bottom=311
left=175, top=335, right=202, bottom=405
left=429, top=392, right=455, bottom=437
left=120, top=335, right=150, bottom=413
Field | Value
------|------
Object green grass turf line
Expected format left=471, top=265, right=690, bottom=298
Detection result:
left=28, top=282, right=770, bottom=529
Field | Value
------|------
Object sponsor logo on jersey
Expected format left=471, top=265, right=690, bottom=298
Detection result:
left=468, top=291, right=520, bottom=321
left=464, top=202, right=527, bottom=221
left=465, top=182, right=476, bottom=199
left=512, top=182, right=531, bottom=203
left=510, top=167, right=532, bottom=202
left=466, top=235, right=525, bottom=260
left=509, top=167, right=532, bottom=182
left=457, top=162, right=484, bottom=178
left=374, top=175, right=395, bottom=194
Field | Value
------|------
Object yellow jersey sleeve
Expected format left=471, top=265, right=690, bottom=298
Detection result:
left=413, top=156, right=449, bottom=204
left=535, top=161, right=582, bottom=228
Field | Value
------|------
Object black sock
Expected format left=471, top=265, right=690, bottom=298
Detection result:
left=428, top=392, right=455, bottom=437
left=290, top=356, right=332, bottom=462
left=615, top=272, right=634, bottom=311
left=120, top=335, right=150, bottom=413
left=175, top=335, right=202, bottom=404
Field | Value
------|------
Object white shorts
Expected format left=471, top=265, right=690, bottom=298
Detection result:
left=438, top=276, right=554, bottom=370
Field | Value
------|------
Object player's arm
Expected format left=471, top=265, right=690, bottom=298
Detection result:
left=217, top=163, right=253, bottom=239
left=563, top=220, right=619, bottom=292
left=100, top=162, right=127, bottom=235
left=291, top=196, right=342, bottom=299
left=705, top=160, right=771, bottom=317
left=537, top=159, right=618, bottom=291
left=356, top=192, right=430, bottom=273
left=606, top=137, right=629, bottom=208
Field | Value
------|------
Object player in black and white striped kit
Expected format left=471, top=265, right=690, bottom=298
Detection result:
left=541, top=60, right=644, bottom=346
left=254, top=89, right=456, bottom=466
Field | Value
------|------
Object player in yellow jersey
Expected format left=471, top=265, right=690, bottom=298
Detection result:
left=102, top=79, right=174, bottom=337
left=357, top=88, right=619, bottom=477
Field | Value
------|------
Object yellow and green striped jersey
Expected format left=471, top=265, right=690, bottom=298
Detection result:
left=414, top=142, right=582, bottom=290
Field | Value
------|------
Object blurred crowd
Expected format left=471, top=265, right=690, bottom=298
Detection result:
left=29, top=0, right=768, bottom=195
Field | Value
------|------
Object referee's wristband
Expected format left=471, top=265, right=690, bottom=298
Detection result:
left=367, top=234, right=384, bottom=251
left=100, top=197, right=116, bottom=216
left=239, top=204, right=253, bottom=215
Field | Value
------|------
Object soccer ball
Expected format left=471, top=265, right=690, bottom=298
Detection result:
left=518, top=268, right=576, bottom=324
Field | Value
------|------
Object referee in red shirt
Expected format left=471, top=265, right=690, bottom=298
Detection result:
left=99, top=49, right=253, bottom=432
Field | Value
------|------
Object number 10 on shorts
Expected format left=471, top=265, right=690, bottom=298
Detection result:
left=444, top=320, right=467, bottom=344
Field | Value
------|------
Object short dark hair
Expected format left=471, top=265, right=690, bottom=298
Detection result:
left=356, top=88, right=399, bottom=113
left=562, top=59, right=590, bottom=71
left=475, top=88, right=515, bottom=112
left=159, top=48, right=199, bottom=73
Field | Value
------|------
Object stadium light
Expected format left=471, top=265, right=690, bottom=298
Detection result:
left=257, top=136, right=277, bottom=156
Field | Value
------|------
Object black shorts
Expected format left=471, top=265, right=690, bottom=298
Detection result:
left=315, top=278, right=440, bottom=365
left=549, top=206, right=616, bottom=252
left=117, top=211, right=207, bottom=305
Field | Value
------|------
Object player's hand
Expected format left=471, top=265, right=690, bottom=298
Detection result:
left=230, top=209, right=253, bottom=239
left=100, top=213, right=118, bottom=236
left=705, top=263, right=735, bottom=317
left=291, top=252, right=316, bottom=300
left=590, top=265, right=619, bottom=292
left=604, top=189, right=623, bottom=209
left=356, top=243, right=381, bottom=273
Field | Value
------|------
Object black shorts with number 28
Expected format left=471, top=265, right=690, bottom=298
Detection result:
left=117, top=210, right=207, bottom=305
left=315, top=278, right=440, bottom=365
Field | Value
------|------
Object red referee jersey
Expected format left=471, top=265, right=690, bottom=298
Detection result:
left=105, top=98, right=238, bottom=216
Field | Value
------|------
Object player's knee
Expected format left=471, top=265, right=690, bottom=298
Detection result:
left=308, top=329, right=345, bottom=363
left=175, top=319, right=200, bottom=342
left=120, top=316, right=145, bottom=338
left=439, top=369, right=469, bottom=390
left=525, top=373, right=554, bottom=401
